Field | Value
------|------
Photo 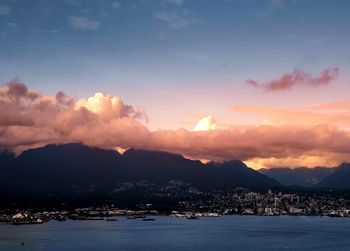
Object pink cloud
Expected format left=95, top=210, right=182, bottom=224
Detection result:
left=233, top=103, right=350, bottom=128
left=246, top=67, right=339, bottom=91
left=2, top=83, right=350, bottom=168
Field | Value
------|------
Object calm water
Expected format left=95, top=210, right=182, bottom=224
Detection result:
left=1, top=216, right=350, bottom=251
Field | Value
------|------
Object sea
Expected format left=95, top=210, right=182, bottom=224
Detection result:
left=1, top=215, right=350, bottom=251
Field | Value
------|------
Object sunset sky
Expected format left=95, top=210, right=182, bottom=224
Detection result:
left=1, top=0, right=350, bottom=169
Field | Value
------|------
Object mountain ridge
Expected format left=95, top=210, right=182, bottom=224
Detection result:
left=317, top=163, right=350, bottom=190
left=0, top=143, right=280, bottom=197
left=3, top=143, right=350, bottom=204
left=260, top=166, right=336, bottom=187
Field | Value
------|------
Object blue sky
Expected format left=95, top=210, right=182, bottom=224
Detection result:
left=1, top=0, right=350, bottom=129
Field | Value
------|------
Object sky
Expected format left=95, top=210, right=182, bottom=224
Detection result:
left=1, top=0, right=350, bottom=169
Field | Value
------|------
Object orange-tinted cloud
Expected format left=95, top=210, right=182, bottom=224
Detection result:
left=246, top=67, right=339, bottom=91
left=233, top=102, right=350, bottom=128
left=2, top=83, right=350, bottom=169
left=147, top=124, right=350, bottom=166
left=307, top=100, right=350, bottom=111
left=0, top=82, right=149, bottom=151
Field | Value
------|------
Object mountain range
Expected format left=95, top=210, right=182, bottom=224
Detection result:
left=260, top=167, right=336, bottom=187
left=261, top=165, right=350, bottom=190
left=1, top=143, right=350, bottom=205
left=318, top=163, right=350, bottom=190
left=0, top=143, right=279, bottom=200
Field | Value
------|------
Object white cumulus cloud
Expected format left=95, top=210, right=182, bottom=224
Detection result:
left=193, top=115, right=216, bottom=131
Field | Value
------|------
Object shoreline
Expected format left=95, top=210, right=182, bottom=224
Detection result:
left=1, top=211, right=349, bottom=226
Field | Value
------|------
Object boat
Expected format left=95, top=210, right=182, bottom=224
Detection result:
left=205, top=213, right=220, bottom=217
left=106, top=218, right=118, bottom=221
left=186, top=215, right=199, bottom=220
left=134, top=215, right=146, bottom=218
left=142, top=218, right=156, bottom=221
left=127, top=215, right=145, bottom=219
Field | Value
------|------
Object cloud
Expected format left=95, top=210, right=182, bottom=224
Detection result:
left=0, top=82, right=148, bottom=151
left=75, top=92, right=148, bottom=122
left=162, top=0, right=185, bottom=5
left=7, top=22, right=17, bottom=29
left=68, top=16, right=100, bottom=30
left=147, top=124, right=350, bottom=169
left=233, top=103, right=350, bottom=128
left=112, top=1, right=120, bottom=9
left=2, top=83, right=350, bottom=169
left=193, top=116, right=216, bottom=131
left=307, top=100, right=350, bottom=111
left=155, top=11, right=198, bottom=28
left=246, top=67, right=339, bottom=91
left=254, top=0, right=285, bottom=17
left=6, top=81, right=39, bottom=100
left=0, top=6, right=10, bottom=16
left=270, top=0, right=285, bottom=7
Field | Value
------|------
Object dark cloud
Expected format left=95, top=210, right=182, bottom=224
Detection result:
left=246, top=67, right=339, bottom=91
left=6, top=81, right=39, bottom=100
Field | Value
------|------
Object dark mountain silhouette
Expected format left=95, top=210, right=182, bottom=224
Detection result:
left=1, top=143, right=280, bottom=199
left=121, top=148, right=206, bottom=183
left=209, top=160, right=280, bottom=189
left=1, top=143, right=121, bottom=194
left=122, top=149, right=280, bottom=188
left=318, top=163, right=350, bottom=190
left=0, top=150, right=15, bottom=168
left=260, top=167, right=335, bottom=187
